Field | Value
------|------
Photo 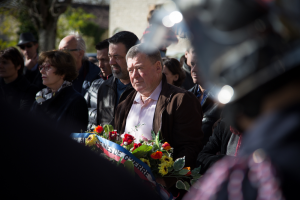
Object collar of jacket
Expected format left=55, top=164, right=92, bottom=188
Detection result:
left=182, top=60, right=191, bottom=74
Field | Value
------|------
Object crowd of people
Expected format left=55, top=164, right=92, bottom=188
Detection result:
left=2, top=1, right=300, bottom=199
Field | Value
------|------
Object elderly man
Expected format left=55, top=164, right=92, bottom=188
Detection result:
left=96, top=31, right=138, bottom=126
left=17, top=32, right=44, bottom=90
left=59, top=34, right=100, bottom=95
left=115, top=44, right=203, bottom=172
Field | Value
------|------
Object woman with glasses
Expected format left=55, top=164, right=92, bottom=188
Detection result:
left=0, top=47, right=38, bottom=111
left=31, top=50, right=88, bottom=135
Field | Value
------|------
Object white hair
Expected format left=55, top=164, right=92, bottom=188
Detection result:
left=68, top=31, right=86, bottom=52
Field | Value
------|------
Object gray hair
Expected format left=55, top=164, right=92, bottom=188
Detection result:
left=126, top=44, right=162, bottom=66
left=68, top=32, right=86, bottom=52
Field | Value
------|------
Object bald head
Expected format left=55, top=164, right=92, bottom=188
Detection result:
left=59, top=35, right=85, bottom=70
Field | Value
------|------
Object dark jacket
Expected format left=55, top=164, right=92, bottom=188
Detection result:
left=23, top=64, right=45, bottom=91
left=73, top=60, right=100, bottom=96
left=0, top=75, right=38, bottom=111
left=181, top=61, right=194, bottom=90
left=31, top=86, right=88, bottom=135
left=196, top=120, right=232, bottom=174
left=97, top=75, right=134, bottom=127
left=189, top=84, right=222, bottom=148
left=115, top=75, right=203, bottom=169
left=84, top=78, right=105, bottom=130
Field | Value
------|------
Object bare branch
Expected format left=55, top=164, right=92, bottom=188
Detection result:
left=50, top=0, right=72, bottom=18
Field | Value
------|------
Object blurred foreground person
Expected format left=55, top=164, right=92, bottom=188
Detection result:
left=181, top=47, right=196, bottom=90
left=85, top=39, right=112, bottom=130
left=0, top=47, right=38, bottom=111
left=162, top=57, right=186, bottom=87
left=31, top=51, right=88, bottom=135
left=59, top=34, right=100, bottom=95
left=1, top=99, right=161, bottom=200
left=176, top=0, right=300, bottom=199
left=17, top=32, right=44, bottom=90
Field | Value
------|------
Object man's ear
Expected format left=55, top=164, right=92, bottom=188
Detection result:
left=156, top=61, right=162, bottom=72
left=185, top=51, right=189, bottom=59
left=16, top=65, right=21, bottom=71
left=79, top=50, right=85, bottom=59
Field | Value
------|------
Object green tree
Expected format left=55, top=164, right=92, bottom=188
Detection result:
left=57, top=7, right=105, bottom=52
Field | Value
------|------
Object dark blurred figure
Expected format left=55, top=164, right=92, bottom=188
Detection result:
left=59, top=34, right=100, bottom=95
left=188, top=51, right=222, bottom=149
left=30, top=50, right=88, bottom=135
left=179, top=0, right=300, bottom=199
left=196, top=119, right=242, bottom=174
left=17, top=32, right=44, bottom=90
left=96, top=31, right=138, bottom=126
left=180, top=47, right=195, bottom=90
left=1, top=99, right=161, bottom=200
left=162, top=57, right=186, bottom=87
left=85, top=39, right=112, bottom=130
left=0, top=47, right=38, bottom=111
left=88, top=56, right=98, bottom=66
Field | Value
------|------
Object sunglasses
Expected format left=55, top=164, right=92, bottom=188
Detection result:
left=39, top=63, right=51, bottom=71
left=19, top=43, right=33, bottom=50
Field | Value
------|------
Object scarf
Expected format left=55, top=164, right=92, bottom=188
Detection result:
left=35, top=80, right=72, bottom=105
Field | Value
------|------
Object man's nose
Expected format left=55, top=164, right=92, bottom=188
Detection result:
left=109, top=58, right=116, bottom=65
left=132, top=69, right=140, bottom=78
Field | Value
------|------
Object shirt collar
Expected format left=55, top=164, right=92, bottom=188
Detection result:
left=134, top=81, right=162, bottom=103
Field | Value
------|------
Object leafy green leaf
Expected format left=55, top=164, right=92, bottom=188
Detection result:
left=190, top=179, right=197, bottom=185
left=179, top=169, right=190, bottom=175
left=176, top=180, right=187, bottom=190
left=151, top=130, right=156, bottom=140
left=191, top=166, right=201, bottom=177
left=192, top=173, right=201, bottom=179
left=124, top=160, right=135, bottom=176
left=173, top=156, right=185, bottom=171
left=132, top=145, right=153, bottom=159
left=184, top=181, right=190, bottom=191
left=168, top=166, right=174, bottom=172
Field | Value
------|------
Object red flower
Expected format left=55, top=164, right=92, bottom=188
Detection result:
left=183, top=167, right=191, bottom=176
left=121, top=134, right=135, bottom=146
left=109, top=131, right=117, bottom=141
left=151, top=151, right=163, bottom=159
left=132, top=143, right=142, bottom=151
left=94, top=125, right=103, bottom=134
left=162, top=142, right=171, bottom=150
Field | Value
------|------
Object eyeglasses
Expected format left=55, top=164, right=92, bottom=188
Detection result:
left=39, top=63, right=51, bottom=71
left=60, top=48, right=80, bottom=53
left=19, top=43, right=33, bottom=50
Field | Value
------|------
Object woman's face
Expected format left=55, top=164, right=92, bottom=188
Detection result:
left=40, top=61, right=64, bottom=91
left=163, top=65, right=178, bottom=85
left=0, top=57, right=20, bottom=83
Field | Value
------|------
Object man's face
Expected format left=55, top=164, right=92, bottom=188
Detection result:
left=97, top=48, right=111, bottom=77
left=185, top=48, right=196, bottom=68
left=58, top=36, right=83, bottom=70
left=108, top=43, right=129, bottom=80
left=190, top=55, right=200, bottom=84
left=19, top=42, right=38, bottom=59
left=127, top=53, right=162, bottom=96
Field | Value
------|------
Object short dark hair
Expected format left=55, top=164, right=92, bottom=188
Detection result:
left=163, top=57, right=186, bottom=87
left=108, top=31, right=139, bottom=52
left=0, top=47, right=24, bottom=77
left=95, top=39, right=109, bottom=51
left=126, top=44, right=162, bottom=66
left=38, top=50, right=78, bottom=82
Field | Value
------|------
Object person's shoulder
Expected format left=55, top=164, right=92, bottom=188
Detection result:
left=87, top=61, right=100, bottom=73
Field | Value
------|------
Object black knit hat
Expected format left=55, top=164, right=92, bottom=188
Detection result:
left=17, top=32, right=37, bottom=46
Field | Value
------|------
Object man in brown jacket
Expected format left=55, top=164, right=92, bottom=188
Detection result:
left=114, top=44, right=203, bottom=173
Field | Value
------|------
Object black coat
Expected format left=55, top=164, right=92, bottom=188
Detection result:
left=0, top=75, right=38, bottom=111
left=181, top=61, right=194, bottom=90
left=31, top=86, right=88, bottom=135
left=23, top=64, right=45, bottom=91
left=97, top=76, right=134, bottom=126
left=189, top=84, right=222, bottom=148
left=196, top=120, right=232, bottom=174
left=84, top=78, right=105, bottom=130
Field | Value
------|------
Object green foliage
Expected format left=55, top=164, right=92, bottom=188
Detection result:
left=57, top=6, right=105, bottom=51
left=184, top=181, right=190, bottom=191
left=132, top=145, right=153, bottom=159
left=176, top=180, right=187, bottom=190
left=191, top=165, right=201, bottom=177
left=190, top=179, right=197, bottom=185
left=0, top=8, right=20, bottom=49
left=173, top=156, right=185, bottom=171
left=178, top=169, right=190, bottom=175
left=124, top=160, right=135, bottom=176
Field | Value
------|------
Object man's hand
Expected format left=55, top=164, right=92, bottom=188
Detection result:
left=25, top=54, right=38, bottom=70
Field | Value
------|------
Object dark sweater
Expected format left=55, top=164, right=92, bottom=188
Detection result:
left=31, top=86, right=88, bottom=135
